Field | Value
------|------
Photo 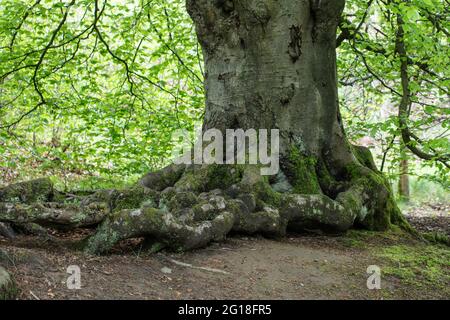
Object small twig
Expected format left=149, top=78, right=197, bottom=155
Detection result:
left=166, top=258, right=229, bottom=275
left=29, top=290, right=40, bottom=300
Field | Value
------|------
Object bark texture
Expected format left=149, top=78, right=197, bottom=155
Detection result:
left=187, top=0, right=346, bottom=159
left=0, top=0, right=411, bottom=254
left=398, top=145, right=410, bottom=201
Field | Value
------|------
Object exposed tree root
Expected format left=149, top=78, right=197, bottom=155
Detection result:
left=0, top=178, right=54, bottom=203
left=0, top=223, right=15, bottom=239
left=0, top=147, right=412, bottom=255
left=0, top=201, right=108, bottom=229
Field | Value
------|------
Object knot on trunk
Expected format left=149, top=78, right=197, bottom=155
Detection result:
left=288, top=25, right=303, bottom=62
left=215, top=0, right=234, bottom=13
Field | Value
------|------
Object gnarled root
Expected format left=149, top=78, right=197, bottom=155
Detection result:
left=83, top=156, right=409, bottom=254
left=0, top=178, right=54, bottom=203
left=0, top=201, right=108, bottom=229
left=0, top=223, right=15, bottom=239
left=0, top=151, right=411, bottom=255
left=83, top=206, right=235, bottom=254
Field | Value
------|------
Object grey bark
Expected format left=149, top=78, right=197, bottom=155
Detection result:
left=186, top=0, right=353, bottom=172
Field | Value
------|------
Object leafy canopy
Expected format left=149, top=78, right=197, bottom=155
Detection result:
left=0, top=0, right=448, bottom=190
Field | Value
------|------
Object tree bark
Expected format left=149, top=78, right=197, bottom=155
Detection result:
left=186, top=0, right=350, bottom=165
left=180, top=0, right=408, bottom=228
left=398, top=145, right=410, bottom=202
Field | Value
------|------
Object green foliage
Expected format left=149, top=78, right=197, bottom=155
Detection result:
left=286, top=148, right=321, bottom=194
left=0, top=0, right=448, bottom=197
left=396, top=175, right=450, bottom=208
left=339, top=0, right=449, bottom=189
left=423, top=232, right=450, bottom=246
left=0, top=0, right=203, bottom=188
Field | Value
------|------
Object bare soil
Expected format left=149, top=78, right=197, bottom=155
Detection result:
left=0, top=203, right=448, bottom=300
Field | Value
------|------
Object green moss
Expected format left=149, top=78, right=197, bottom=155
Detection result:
left=252, top=179, right=282, bottom=208
left=340, top=229, right=379, bottom=248
left=315, top=158, right=343, bottom=196
left=0, top=267, right=18, bottom=300
left=343, top=163, right=413, bottom=232
left=205, top=164, right=242, bottom=191
left=340, top=236, right=365, bottom=248
left=337, top=187, right=363, bottom=216
left=0, top=178, right=53, bottom=204
left=174, top=166, right=210, bottom=192
left=376, top=244, right=450, bottom=290
left=286, top=148, right=321, bottom=194
left=192, top=201, right=215, bottom=221
left=83, top=220, right=121, bottom=255
left=167, top=191, right=198, bottom=211
left=141, top=207, right=168, bottom=230
left=236, top=165, right=281, bottom=209
left=162, top=164, right=186, bottom=187
left=343, top=228, right=414, bottom=245
left=175, top=164, right=242, bottom=193
left=351, top=145, right=378, bottom=172
left=423, top=232, right=450, bottom=246
left=113, top=186, right=158, bottom=211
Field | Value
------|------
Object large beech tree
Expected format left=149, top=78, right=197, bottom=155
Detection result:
left=0, top=0, right=414, bottom=254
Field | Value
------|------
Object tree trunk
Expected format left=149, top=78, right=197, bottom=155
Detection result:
left=181, top=0, right=408, bottom=227
left=398, top=145, right=410, bottom=202
left=398, top=161, right=410, bottom=200
left=0, top=0, right=411, bottom=255
left=188, top=0, right=348, bottom=164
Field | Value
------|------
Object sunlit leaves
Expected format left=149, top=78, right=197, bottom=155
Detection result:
left=0, top=0, right=204, bottom=185
left=339, top=0, right=449, bottom=186
left=0, top=0, right=447, bottom=189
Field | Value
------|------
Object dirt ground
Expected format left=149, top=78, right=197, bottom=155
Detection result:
left=1, top=203, right=449, bottom=300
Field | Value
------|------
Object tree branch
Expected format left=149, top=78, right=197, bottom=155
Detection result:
left=395, top=13, right=449, bottom=167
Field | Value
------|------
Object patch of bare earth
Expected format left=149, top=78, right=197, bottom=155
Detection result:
left=0, top=202, right=448, bottom=300
left=404, top=202, right=449, bottom=235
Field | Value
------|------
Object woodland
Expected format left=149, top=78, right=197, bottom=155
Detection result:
left=0, top=0, right=448, bottom=300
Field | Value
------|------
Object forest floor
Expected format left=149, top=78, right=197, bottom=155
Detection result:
left=1, top=202, right=449, bottom=300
